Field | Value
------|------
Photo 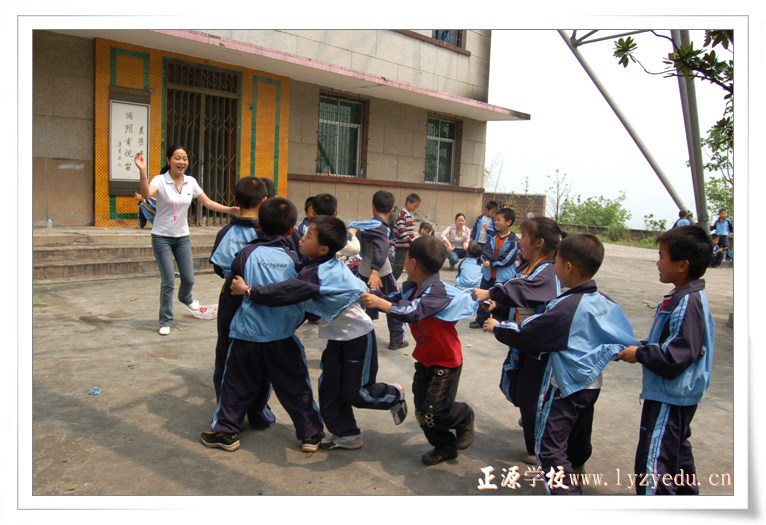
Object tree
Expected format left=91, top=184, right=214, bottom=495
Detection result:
left=546, top=169, right=571, bottom=223
left=613, top=30, right=734, bottom=221
left=559, top=191, right=632, bottom=228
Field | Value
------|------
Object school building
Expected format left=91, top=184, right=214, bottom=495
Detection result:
left=33, top=29, right=529, bottom=228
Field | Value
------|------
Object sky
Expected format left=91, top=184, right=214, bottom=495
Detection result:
left=485, top=28, right=729, bottom=229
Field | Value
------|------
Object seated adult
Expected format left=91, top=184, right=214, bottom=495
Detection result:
left=440, top=213, right=471, bottom=270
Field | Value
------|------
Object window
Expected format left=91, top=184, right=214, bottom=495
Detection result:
left=432, top=30, right=465, bottom=48
left=426, top=117, right=457, bottom=185
left=317, top=96, right=363, bottom=177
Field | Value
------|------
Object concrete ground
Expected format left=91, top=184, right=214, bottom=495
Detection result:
left=27, top=241, right=736, bottom=503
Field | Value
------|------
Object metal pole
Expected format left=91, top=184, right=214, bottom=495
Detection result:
left=672, top=30, right=710, bottom=232
left=558, top=30, right=690, bottom=213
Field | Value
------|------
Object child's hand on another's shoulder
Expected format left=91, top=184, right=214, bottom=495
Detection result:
left=617, top=346, right=639, bottom=363
left=230, top=275, right=248, bottom=295
left=482, top=318, right=499, bottom=332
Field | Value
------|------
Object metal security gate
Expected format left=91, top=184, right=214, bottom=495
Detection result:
left=165, top=62, right=239, bottom=226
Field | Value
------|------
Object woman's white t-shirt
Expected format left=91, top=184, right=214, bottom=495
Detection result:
left=149, top=173, right=203, bottom=237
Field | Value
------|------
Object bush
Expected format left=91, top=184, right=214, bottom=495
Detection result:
left=606, top=223, right=628, bottom=242
left=559, top=191, right=632, bottom=228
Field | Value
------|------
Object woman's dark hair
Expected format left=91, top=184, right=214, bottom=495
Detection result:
left=161, top=145, right=188, bottom=173
left=520, top=217, right=565, bottom=257
left=455, top=213, right=466, bottom=221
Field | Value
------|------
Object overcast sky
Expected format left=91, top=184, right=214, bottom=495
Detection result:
left=485, top=28, right=728, bottom=229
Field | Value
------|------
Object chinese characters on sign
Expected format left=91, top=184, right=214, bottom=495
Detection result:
left=478, top=465, right=570, bottom=491
left=109, top=100, right=149, bottom=182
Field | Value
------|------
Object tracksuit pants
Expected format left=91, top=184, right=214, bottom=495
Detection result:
left=359, top=272, right=406, bottom=344
left=318, top=331, right=402, bottom=437
left=212, top=336, right=323, bottom=440
left=634, top=400, right=699, bottom=495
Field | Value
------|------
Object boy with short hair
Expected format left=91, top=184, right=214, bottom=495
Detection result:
left=201, top=197, right=324, bottom=453
left=208, top=177, right=271, bottom=430
left=349, top=190, right=408, bottom=350
left=392, top=193, right=421, bottom=281
left=231, top=215, right=407, bottom=450
left=485, top=234, right=637, bottom=494
left=470, top=200, right=499, bottom=248
left=362, top=236, right=476, bottom=466
left=710, top=208, right=733, bottom=261
left=617, top=226, right=715, bottom=495
left=469, top=207, right=519, bottom=329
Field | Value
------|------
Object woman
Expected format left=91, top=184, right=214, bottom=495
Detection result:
left=440, top=213, right=471, bottom=270
left=134, top=146, right=238, bottom=335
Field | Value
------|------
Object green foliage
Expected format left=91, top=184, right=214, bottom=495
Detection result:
left=643, top=213, right=667, bottom=232
left=705, top=176, right=733, bottom=220
left=559, top=191, right=632, bottom=228
left=606, top=223, right=628, bottom=242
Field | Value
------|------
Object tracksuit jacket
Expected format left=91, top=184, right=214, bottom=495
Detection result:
left=348, top=216, right=393, bottom=278
left=228, top=234, right=306, bottom=342
left=492, top=280, right=638, bottom=398
left=636, top=279, right=715, bottom=406
left=480, top=231, right=519, bottom=283
left=209, top=217, right=261, bottom=278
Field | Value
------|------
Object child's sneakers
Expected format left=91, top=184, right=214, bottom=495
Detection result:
left=301, top=432, right=325, bottom=453
left=390, top=384, right=408, bottom=425
left=200, top=430, right=240, bottom=452
left=320, top=433, right=363, bottom=450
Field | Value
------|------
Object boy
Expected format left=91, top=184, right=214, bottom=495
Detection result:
left=470, top=200, right=499, bottom=248
left=231, top=215, right=407, bottom=450
left=617, top=226, right=715, bottom=495
left=710, top=234, right=725, bottom=268
left=485, top=234, right=637, bottom=494
left=672, top=210, right=692, bottom=228
left=469, top=207, right=519, bottom=329
left=201, top=197, right=324, bottom=453
left=208, top=176, right=274, bottom=429
left=362, top=236, right=475, bottom=466
left=392, top=193, right=421, bottom=281
left=348, top=190, right=408, bottom=350
left=710, top=209, right=733, bottom=261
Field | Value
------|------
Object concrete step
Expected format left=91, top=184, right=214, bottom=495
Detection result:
left=33, top=254, right=215, bottom=284
left=32, top=226, right=221, bottom=284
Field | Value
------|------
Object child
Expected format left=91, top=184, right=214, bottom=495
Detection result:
left=288, top=195, right=316, bottom=255
left=709, top=234, right=725, bottom=268
left=201, top=197, right=324, bottom=453
left=418, top=222, right=434, bottom=237
left=348, top=190, right=408, bottom=350
left=231, top=215, right=407, bottom=450
left=617, top=226, right=715, bottom=495
left=470, top=200, right=499, bottom=248
left=392, top=193, right=421, bottom=281
left=485, top=234, right=637, bottom=494
left=710, top=209, right=733, bottom=261
left=133, top=188, right=156, bottom=229
left=469, top=207, right=519, bottom=329
left=312, top=192, right=362, bottom=274
left=472, top=217, right=562, bottom=464
left=208, top=177, right=273, bottom=429
left=362, top=236, right=476, bottom=466
left=454, top=242, right=483, bottom=289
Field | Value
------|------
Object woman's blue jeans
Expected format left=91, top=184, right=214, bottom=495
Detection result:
left=151, top=234, right=195, bottom=327
left=447, top=248, right=467, bottom=268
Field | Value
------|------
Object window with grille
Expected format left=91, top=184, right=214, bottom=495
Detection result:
left=426, top=117, right=457, bottom=185
left=317, top=96, right=363, bottom=177
left=432, top=30, right=465, bottom=48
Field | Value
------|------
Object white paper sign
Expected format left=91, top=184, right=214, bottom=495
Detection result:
left=109, top=100, right=149, bottom=182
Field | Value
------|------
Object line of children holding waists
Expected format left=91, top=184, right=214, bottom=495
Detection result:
left=200, top=189, right=717, bottom=494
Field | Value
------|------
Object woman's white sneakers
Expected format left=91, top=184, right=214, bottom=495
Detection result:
left=159, top=326, right=171, bottom=336
left=186, top=299, right=200, bottom=312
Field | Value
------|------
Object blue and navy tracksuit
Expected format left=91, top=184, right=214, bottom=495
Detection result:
left=470, top=213, right=496, bottom=247
left=493, top=280, right=637, bottom=494
left=473, top=231, right=519, bottom=325
left=211, top=234, right=323, bottom=440
left=380, top=273, right=478, bottom=449
left=710, top=217, right=733, bottom=255
left=244, top=254, right=403, bottom=439
left=209, top=217, right=261, bottom=396
left=454, top=257, right=483, bottom=289
left=137, top=197, right=157, bottom=228
left=633, top=279, right=714, bottom=495
left=349, top=216, right=406, bottom=344
left=488, top=257, right=560, bottom=456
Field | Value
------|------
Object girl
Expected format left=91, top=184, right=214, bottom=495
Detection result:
left=454, top=242, right=483, bottom=289
left=135, top=146, right=238, bottom=335
left=472, top=217, right=563, bottom=464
